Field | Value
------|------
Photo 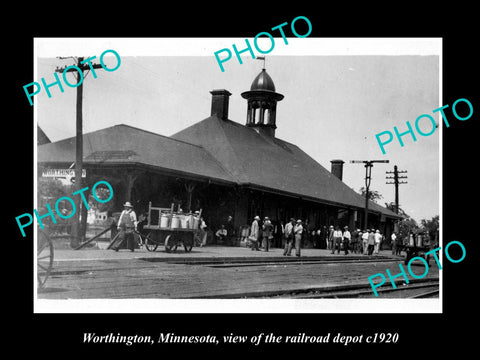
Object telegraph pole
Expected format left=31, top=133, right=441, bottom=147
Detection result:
left=350, top=160, right=389, bottom=229
left=386, top=165, right=408, bottom=214
left=55, top=57, right=103, bottom=248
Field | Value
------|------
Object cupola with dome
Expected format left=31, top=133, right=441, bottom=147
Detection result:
left=241, top=68, right=284, bottom=137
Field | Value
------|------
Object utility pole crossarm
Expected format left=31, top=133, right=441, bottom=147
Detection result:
left=385, top=165, right=408, bottom=215
left=56, top=64, right=104, bottom=73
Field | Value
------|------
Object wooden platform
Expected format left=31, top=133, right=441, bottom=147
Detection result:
left=37, top=249, right=440, bottom=300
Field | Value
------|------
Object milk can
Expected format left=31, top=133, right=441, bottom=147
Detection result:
left=160, top=213, right=170, bottom=228
left=170, top=214, right=181, bottom=229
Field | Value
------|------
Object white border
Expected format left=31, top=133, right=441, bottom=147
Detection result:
left=36, top=298, right=439, bottom=313
left=35, top=37, right=441, bottom=57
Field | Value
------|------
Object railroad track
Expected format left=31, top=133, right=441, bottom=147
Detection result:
left=280, top=280, right=440, bottom=299
left=192, top=278, right=440, bottom=299
left=144, top=255, right=402, bottom=267
left=408, top=288, right=440, bottom=299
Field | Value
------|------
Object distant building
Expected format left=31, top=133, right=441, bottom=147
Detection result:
left=87, top=208, right=109, bottom=225
left=38, top=68, right=401, bottom=242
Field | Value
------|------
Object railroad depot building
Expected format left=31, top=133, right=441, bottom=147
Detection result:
left=37, top=68, right=401, bottom=245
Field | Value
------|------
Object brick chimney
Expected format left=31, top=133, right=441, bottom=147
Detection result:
left=210, top=89, right=231, bottom=120
left=330, top=159, right=345, bottom=181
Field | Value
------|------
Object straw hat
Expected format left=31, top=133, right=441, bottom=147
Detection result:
left=123, top=201, right=133, bottom=208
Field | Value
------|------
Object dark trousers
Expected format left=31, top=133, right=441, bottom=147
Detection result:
left=226, top=235, right=235, bottom=246
left=251, top=239, right=260, bottom=250
left=274, top=236, right=282, bottom=248
left=395, top=245, right=402, bottom=256
left=368, top=244, right=374, bottom=255
left=283, top=237, right=293, bottom=255
left=350, top=241, right=357, bottom=253
left=262, top=236, right=270, bottom=251
left=332, top=238, right=342, bottom=254
left=343, top=240, right=349, bottom=254
left=113, top=229, right=135, bottom=251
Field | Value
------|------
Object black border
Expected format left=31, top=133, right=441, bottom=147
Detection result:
left=8, top=4, right=477, bottom=355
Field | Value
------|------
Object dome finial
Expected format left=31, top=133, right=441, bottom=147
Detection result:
left=256, top=56, right=266, bottom=70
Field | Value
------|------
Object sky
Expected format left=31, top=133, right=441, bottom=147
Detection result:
left=34, top=38, right=441, bottom=223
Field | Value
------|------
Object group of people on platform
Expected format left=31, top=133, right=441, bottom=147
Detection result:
left=109, top=201, right=390, bottom=256
left=213, top=215, right=235, bottom=246
left=198, top=213, right=432, bottom=256
left=247, top=217, right=387, bottom=256
left=249, top=216, right=304, bottom=256
left=328, top=227, right=385, bottom=256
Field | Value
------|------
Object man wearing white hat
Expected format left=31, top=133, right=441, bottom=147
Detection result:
left=249, top=216, right=261, bottom=251
left=293, top=219, right=303, bottom=257
left=112, top=201, right=138, bottom=252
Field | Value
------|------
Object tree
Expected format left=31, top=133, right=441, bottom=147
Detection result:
left=398, top=217, right=419, bottom=242
left=420, top=215, right=439, bottom=235
left=90, top=184, right=113, bottom=212
left=37, top=178, right=73, bottom=206
left=384, top=202, right=409, bottom=217
left=359, top=187, right=383, bottom=203
left=37, top=178, right=75, bottom=232
left=384, top=202, right=418, bottom=241
left=37, top=178, right=75, bottom=212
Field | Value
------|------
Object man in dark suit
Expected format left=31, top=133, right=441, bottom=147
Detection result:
left=225, top=215, right=235, bottom=246
left=262, top=217, right=274, bottom=252
left=328, top=225, right=334, bottom=251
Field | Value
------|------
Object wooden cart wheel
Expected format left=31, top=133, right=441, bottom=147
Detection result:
left=37, top=230, right=54, bottom=288
left=165, top=235, right=178, bottom=253
left=144, top=231, right=158, bottom=252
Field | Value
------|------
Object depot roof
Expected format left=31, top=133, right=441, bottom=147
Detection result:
left=37, top=124, right=236, bottom=184
left=172, top=115, right=400, bottom=218
left=37, top=120, right=401, bottom=219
